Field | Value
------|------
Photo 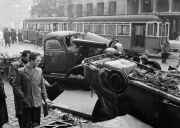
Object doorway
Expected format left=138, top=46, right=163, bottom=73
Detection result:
left=131, top=23, right=146, bottom=52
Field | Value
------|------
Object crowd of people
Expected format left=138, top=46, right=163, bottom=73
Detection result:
left=0, top=50, right=52, bottom=128
left=2, top=28, right=23, bottom=47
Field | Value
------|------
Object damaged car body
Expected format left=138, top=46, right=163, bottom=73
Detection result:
left=82, top=54, right=180, bottom=128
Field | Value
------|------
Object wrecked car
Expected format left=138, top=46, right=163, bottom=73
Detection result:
left=82, top=54, right=180, bottom=128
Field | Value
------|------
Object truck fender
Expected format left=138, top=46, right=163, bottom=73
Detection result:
left=65, top=64, right=84, bottom=79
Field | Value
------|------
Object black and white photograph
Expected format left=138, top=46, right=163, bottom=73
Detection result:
left=1, top=0, right=180, bottom=128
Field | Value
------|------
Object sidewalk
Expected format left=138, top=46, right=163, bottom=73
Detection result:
left=0, top=43, right=43, bottom=57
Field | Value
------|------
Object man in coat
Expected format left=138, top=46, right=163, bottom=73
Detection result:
left=3, top=28, right=11, bottom=47
left=8, top=50, right=31, bottom=128
left=13, top=52, right=51, bottom=128
left=0, top=72, right=8, bottom=128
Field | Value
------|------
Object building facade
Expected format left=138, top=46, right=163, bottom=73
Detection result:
left=32, top=0, right=180, bottom=39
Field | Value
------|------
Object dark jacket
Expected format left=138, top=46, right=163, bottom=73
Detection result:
left=0, top=73, right=6, bottom=99
left=8, top=59, right=25, bottom=115
left=13, top=63, right=48, bottom=108
left=0, top=73, right=8, bottom=126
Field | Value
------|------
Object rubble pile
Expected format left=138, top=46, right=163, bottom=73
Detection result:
left=130, top=69, right=180, bottom=97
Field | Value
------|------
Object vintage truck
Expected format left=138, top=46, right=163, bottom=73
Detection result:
left=41, top=31, right=107, bottom=89
left=82, top=54, right=180, bottom=128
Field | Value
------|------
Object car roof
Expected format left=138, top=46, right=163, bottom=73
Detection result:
left=43, top=31, right=78, bottom=40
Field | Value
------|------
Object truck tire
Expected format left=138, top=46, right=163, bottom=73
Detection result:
left=106, top=70, right=129, bottom=94
left=144, top=61, right=161, bottom=70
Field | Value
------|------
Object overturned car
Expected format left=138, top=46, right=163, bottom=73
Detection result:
left=82, top=54, right=180, bottom=128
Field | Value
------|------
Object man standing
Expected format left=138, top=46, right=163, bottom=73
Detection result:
left=13, top=52, right=51, bottom=128
left=161, top=38, right=170, bottom=63
left=3, top=28, right=11, bottom=47
left=8, top=50, right=31, bottom=128
left=0, top=72, right=8, bottom=128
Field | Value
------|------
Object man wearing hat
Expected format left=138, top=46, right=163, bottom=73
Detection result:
left=8, top=50, right=31, bottom=128
left=140, top=55, right=149, bottom=65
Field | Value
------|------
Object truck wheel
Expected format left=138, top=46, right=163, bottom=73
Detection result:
left=106, top=70, right=129, bottom=94
left=144, top=61, right=161, bottom=70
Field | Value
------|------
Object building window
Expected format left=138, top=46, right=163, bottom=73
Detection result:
left=142, top=0, right=153, bottom=12
left=173, top=0, right=180, bottom=12
left=87, top=3, right=93, bottom=16
left=77, top=4, right=83, bottom=17
left=97, top=3, right=104, bottom=16
left=68, top=5, right=73, bottom=18
left=59, top=6, right=64, bottom=17
left=157, top=0, right=169, bottom=12
left=109, top=2, right=116, bottom=15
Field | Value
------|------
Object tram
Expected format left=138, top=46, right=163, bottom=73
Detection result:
left=22, top=17, right=72, bottom=42
left=73, top=15, right=169, bottom=54
left=22, top=15, right=169, bottom=54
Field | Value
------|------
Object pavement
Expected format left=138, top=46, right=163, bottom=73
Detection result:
left=0, top=43, right=178, bottom=128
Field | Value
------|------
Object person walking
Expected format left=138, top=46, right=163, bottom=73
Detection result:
left=18, top=30, right=23, bottom=44
left=161, top=38, right=170, bottom=63
left=0, top=72, right=8, bottom=128
left=3, top=28, right=11, bottom=47
left=36, top=29, right=42, bottom=47
left=11, top=29, right=17, bottom=44
left=8, top=50, right=31, bottom=128
left=13, top=52, right=52, bottom=128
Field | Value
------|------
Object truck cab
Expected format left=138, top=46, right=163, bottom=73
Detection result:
left=42, top=31, right=107, bottom=82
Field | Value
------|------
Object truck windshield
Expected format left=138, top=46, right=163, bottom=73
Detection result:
left=46, top=39, right=64, bottom=50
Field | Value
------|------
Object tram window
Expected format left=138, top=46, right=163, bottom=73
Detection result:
left=63, top=23, right=68, bottom=31
left=159, top=23, right=162, bottom=36
left=166, top=23, right=169, bottom=36
left=33, top=24, right=37, bottom=31
left=117, top=24, right=130, bottom=35
left=46, top=24, right=50, bottom=31
left=94, top=24, right=104, bottom=34
left=84, top=24, right=93, bottom=33
left=105, top=24, right=116, bottom=35
left=159, top=23, right=167, bottom=37
left=40, top=24, right=45, bottom=31
left=50, top=24, right=53, bottom=31
left=53, top=23, right=58, bottom=31
left=68, top=23, right=72, bottom=31
left=72, top=23, right=77, bottom=31
left=28, top=24, right=33, bottom=30
left=59, top=23, right=63, bottom=31
left=77, top=23, right=83, bottom=32
left=147, top=23, right=157, bottom=36
left=23, top=23, right=28, bottom=29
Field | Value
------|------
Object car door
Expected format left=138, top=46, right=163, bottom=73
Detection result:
left=44, top=38, right=67, bottom=73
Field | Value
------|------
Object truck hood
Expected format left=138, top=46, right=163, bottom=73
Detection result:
left=73, top=39, right=107, bottom=49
